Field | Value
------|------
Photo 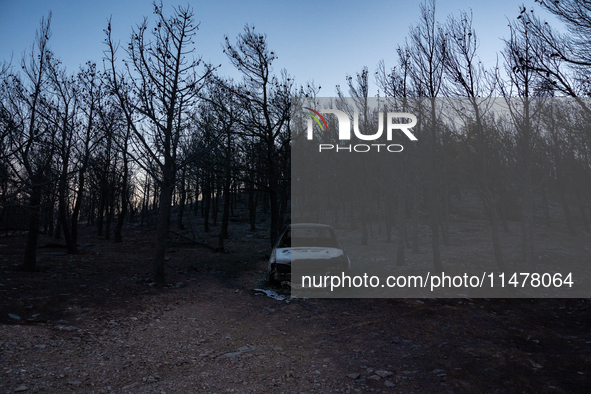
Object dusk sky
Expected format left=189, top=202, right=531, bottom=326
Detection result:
left=0, top=0, right=555, bottom=95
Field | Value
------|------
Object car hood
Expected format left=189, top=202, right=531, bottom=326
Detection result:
left=274, top=247, right=344, bottom=265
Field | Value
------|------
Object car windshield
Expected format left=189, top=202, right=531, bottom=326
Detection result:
left=278, top=227, right=339, bottom=248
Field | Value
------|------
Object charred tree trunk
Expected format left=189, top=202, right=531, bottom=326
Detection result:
left=212, top=176, right=219, bottom=227
left=177, top=167, right=187, bottom=230
left=57, top=176, right=77, bottom=254
left=104, top=188, right=113, bottom=240
left=154, top=179, right=174, bottom=285
left=54, top=219, right=61, bottom=240
left=248, top=182, right=256, bottom=231
left=114, top=168, right=128, bottom=242
left=278, top=185, right=288, bottom=232
left=203, top=174, right=211, bottom=233
left=97, top=188, right=105, bottom=236
left=221, top=170, right=231, bottom=239
left=46, top=200, right=54, bottom=237
left=193, top=177, right=199, bottom=216
left=141, top=177, right=148, bottom=226
left=23, top=184, right=42, bottom=271
left=70, top=167, right=85, bottom=247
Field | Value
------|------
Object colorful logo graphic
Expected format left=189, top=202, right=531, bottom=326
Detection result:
left=303, top=107, right=329, bottom=132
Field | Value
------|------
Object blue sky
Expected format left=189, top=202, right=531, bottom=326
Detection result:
left=0, top=0, right=552, bottom=95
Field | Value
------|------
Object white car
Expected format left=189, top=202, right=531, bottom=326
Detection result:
left=268, top=223, right=351, bottom=285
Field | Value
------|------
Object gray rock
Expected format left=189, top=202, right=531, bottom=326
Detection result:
left=347, top=373, right=360, bottom=379
left=368, top=375, right=381, bottom=380
left=237, top=345, right=256, bottom=352
left=375, top=370, right=393, bottom=378
left=385, top=380, right=396, bottom=387
left=13, top=385, right=28, bottom=392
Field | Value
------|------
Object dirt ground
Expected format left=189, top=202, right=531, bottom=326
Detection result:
left=1, top=207, right=591, bottom=393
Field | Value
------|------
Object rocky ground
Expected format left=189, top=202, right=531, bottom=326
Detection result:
left=1, top=208, right=591, bottom=393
